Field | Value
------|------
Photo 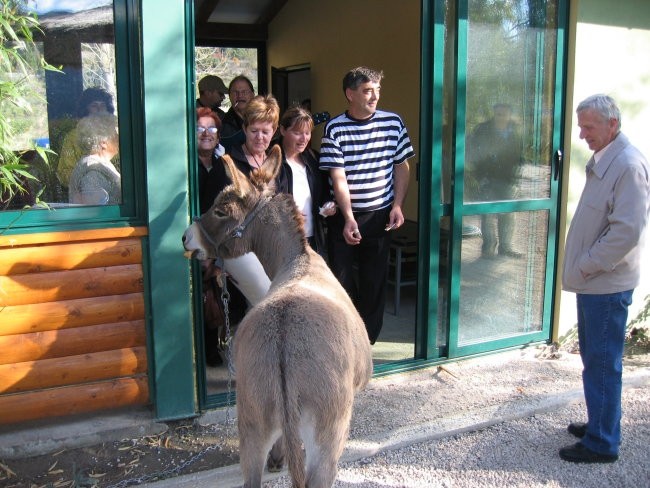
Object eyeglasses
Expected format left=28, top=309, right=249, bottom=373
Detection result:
left=231, top=89, right=252, bottom=97
left=196, top=126, right=218, bottom=135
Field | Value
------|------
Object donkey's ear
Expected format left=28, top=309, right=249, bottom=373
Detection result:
left=222, top=154, right=253, bottom=197
left=261, top=144, right=283, bottom=183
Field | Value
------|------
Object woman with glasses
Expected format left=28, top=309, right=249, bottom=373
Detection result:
left=195, top=107, right=253, bottom=366
left=220, top=75, right=255, bottom=152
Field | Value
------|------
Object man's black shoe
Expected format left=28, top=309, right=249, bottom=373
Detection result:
left=559, top=442, right=618, bottom=463
left=567, top=422, right=587, bottom=438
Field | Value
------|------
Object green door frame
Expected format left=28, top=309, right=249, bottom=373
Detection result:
left=443, top=0, right=569, bottom=358
left=142, top=0, right=198, bottom=420
left=142, top=0, right=570, bottom=417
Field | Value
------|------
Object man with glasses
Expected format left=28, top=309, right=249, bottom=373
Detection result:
left=221, top=75, right=255, bottom=152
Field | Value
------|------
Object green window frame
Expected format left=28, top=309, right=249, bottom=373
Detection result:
left=0, top=1, right=146, bottom=235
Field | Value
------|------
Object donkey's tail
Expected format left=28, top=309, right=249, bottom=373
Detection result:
left=280, top=355, right=306, bottom=487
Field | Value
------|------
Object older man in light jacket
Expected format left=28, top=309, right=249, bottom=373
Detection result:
left=560, top=94, right=650, bottom=464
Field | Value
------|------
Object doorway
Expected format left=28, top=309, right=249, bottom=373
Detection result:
left=425, top=0, right=567, bottom=359
left=189, top=0, right=569, bottom=410
left=271, top=64, right=311, bottom=113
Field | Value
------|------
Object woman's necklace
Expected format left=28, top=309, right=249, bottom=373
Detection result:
left=244, top=145, right=265, bottom=169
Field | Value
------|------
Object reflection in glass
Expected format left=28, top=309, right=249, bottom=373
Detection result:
left=465, top=103, right=523, bottom=204
left=2, top=3, right=119, bottom=208
left=463, top=0, right=557, bottom=203
left=458, top=212, right=548, bottom=346
left=68, top=113, right=121, bottom=205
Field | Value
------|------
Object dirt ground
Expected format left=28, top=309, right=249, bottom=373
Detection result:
left=0, top=415, right=241, bottom=488
left=1, top=333, right=648, bottom=488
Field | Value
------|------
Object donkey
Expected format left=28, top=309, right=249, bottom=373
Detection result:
left=182, top=145, right=373, bottom=488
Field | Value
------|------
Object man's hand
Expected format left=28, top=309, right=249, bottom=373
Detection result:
left=344, top=219, right=361, bottom=245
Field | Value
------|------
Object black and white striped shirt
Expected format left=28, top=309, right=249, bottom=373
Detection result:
left=319, top=110, right=414, bottom=212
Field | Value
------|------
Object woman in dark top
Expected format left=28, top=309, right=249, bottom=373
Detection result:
left=195, top=107, right=247, bottom=366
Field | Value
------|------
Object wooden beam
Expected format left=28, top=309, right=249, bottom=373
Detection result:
left=0, top=347, right=148, bottom=394
left=0, top=293, right=145, bottom=335
left=0, top=238, right=142, bottom=275
left=0, top=264, right=144, bottom=306
left=0, top=320, right=146, bottom=365
left=0, top=376, right=149, bottom=425
left=195, top=22, right=268, bottom=42
left=0, top=226, right=148, bottom=248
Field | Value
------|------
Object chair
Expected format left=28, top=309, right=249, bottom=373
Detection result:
left=387, top=220, right=418, bottom=315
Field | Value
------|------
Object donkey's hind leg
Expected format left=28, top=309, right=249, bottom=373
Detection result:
left=266, top=435, right=286, bottom=472
left=303, top=413, right=350, bottom=488
left=240, top=426, right=281, bottom=488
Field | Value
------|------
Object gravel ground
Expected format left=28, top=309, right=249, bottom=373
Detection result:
left=145, top=347, right=650, bottom=488
left=267, top=388, right=649, bottom=488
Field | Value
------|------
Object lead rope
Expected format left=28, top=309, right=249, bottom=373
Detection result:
left=105, top=269, right=236, bottom=488
left=220, top=269, right=236, bottom=435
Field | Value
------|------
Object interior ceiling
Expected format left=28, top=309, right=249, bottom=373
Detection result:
left=195, top=0, right=289, bottom=42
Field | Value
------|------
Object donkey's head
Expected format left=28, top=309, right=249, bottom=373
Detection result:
left=182, top=145, right=282, bottom=261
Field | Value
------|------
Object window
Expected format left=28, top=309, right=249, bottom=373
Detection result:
left=1, top=1, right=142, bottom=228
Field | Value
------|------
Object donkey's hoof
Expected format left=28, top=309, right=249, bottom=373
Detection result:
left=266, top=456, right=284, bottom=472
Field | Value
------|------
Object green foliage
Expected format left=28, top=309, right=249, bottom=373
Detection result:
left=559, top=294, right=650, bottom=356
left=627, top=294, right=650, bottom=354
left=0, top=0, right=55, bottom=210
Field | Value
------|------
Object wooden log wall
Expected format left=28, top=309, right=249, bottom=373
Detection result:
left=0, top=227, right=150, bottom=425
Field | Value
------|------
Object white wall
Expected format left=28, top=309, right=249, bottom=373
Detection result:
left=559, top=23, right=650, bottom=334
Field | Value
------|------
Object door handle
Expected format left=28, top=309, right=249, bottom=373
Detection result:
left=553, top=149, right=562, bottom=181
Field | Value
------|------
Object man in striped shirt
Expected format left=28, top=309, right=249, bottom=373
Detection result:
left=319, top=66, right=414, bottom=344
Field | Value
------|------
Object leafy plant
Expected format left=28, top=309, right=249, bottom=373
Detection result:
left=0, top=0, right=56, bottom=210
left=626, top=293, right=650, bottom=354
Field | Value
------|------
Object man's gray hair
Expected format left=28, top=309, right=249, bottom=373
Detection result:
left=342, top=66, right=383, bottom=93
left=576, top=94, right=621, bottom=131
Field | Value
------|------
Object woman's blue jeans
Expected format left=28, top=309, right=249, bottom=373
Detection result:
left=576, top=290, right=633, bottom=456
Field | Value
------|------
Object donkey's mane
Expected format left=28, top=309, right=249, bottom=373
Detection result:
left=268, top=192, right=307, bottom=244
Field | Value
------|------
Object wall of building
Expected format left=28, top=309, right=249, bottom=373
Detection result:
left=557, top=0, right=650, bottom=333
left=268, top=0, right=422, bottom=220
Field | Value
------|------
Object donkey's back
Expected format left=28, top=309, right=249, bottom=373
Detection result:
left=234, top=250, right=372, bottom=488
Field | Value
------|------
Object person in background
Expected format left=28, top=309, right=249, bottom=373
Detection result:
left=68, top=114, right=121, bottom=205
left=57, top=87, right=117, bottom=189
left=319, top=66, right=414, bottom=345
left=465, top=102, right=524, bottom=258
left=560, top=94, right=649, bottom=463
left=196, top=75, right=228, bottom=119
left=212, top=94, right=281, bottom=308
left=276, top=106, right=336, bottom=255
left=227, top=94, right=279, bottom=176
left=195, top=107, right=247, bottom=366
left=220, top=75, right=255, bottom=152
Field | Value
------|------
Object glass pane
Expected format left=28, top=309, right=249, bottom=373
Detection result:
left=2, top=2, right=119, bottom=210
left=457, top=211, right=548, bottom=346
left=464, top=0, right=557, bottom=203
